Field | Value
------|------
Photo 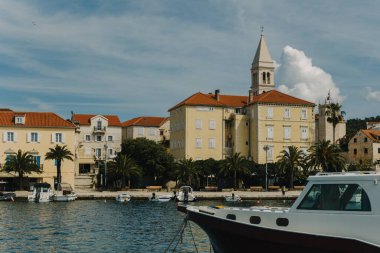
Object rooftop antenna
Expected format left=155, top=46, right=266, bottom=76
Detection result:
left=260, top=26, right=264, bottom=36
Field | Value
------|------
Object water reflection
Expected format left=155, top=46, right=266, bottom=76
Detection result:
left=0, top=199, right=292, bottom=252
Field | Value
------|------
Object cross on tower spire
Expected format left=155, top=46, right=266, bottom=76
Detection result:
left=260, top=26, right=264, bottom=36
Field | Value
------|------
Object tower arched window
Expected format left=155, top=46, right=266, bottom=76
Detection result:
left=262, top=72, right=266, bottom=83
left=267, top=72, right=270, bottom=84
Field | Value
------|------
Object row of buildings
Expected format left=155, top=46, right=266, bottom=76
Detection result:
left=1, top=32, right=378, bottom=190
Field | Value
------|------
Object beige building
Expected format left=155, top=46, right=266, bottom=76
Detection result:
left=122, top=116, right=170, bottom=143
left=315, top=102, right=346, bottom=143
left=0, top=110, right=76, bottom=189
left=348, top=129, right=380, bottom=171
left=71, top=113, right=122, bottom=189
left=168, top=32, right=316, bottom=163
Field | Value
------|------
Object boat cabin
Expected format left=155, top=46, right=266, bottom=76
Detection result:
left=292, top=172, right=380, bottom=214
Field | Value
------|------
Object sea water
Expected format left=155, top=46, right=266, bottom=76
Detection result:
left=0, top=199, right=293, bottom=253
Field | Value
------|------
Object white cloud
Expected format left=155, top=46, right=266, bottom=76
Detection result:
left=365, top=87, right=380, bottom=102
left=276, top=46, right=343, bottom=104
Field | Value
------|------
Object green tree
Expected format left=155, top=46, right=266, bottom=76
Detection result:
left=277, top=146, right=304, bottom=189
left=108, top=154, right=142, bottom=188
left=45, top=145, right=74, bottom=190
left=220, top=153, right=250, bottom=190
left=174, top=158, right=199, bottom=187
left=194, top=158, right=220, bottom=187
left=307, top=140, right=346, bottom=172
left=325, top=103, right=345, bottom=143
left=3, top=150, right=41, bottom=190
left=121, top=138, right=175, bottom=185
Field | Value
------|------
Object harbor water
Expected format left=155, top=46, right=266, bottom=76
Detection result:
left=0, top=200, right=293, bottom=252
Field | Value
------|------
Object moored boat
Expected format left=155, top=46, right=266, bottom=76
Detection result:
left=224, top=193, right=241, bottom=202
left=179, top=172, right=380, bottom=253
left=176, top=186, right=196, bottom=202
left=53, top=183, right=77, bottom=202
left=116, top=193, right=131, bottom=202
left=28, top=183, right=54, bottom=203
left=149, top=193, right=173, bottom=202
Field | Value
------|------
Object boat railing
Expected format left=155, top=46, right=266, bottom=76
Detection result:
left=316, top=171, right=380, bottom=176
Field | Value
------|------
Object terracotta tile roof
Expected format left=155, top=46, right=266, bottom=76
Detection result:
left=169, top=92, right=248, bottom=111
left=72, top=114, right=122, bottom=127
left=250, top=90, right=315, bottom=106
left=361, top=129, right=380, bottom=143
left=122, top=116, right=168, bottom=127
left=0, top=112, right=75, bottom=128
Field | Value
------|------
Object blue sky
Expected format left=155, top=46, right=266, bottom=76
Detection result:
left=0, top=0, right=379, bottom=121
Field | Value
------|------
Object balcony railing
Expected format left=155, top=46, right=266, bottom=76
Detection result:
left=93, top=126, right=106, bottom=133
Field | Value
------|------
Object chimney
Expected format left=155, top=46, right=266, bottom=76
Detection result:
left=215, top=89, right=220, bottom=101
left=249, top=90, right=254, bottom=103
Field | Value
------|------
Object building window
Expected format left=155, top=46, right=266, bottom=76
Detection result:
left=266, top=126, right=274, bottom=140
left=108, top=149, right=113, bottom=156
left=149, top=128, right=156, bottom=136
left=96, top=135, right=102, bottom=142
left=235, top=108, right=242, bottom=114
left=267, top=72, right=270, bottom=84
left=208, top=138, right=216, bottom=149
left=364, top=137, right=368, bottom=142
left=354, top=149, right=357, bottom=155
left=55, top=133, right=62, bottom=143
left=354, top=138, right=357, bottom=143
left=284, top=108, right=291, bottom=119
left=266, top=146, right=273, bottom=161
left=209, top=120, right=216, bottom=130
left=6, top=132, right=15, bottom=142
left=195, top=119, right=202, bottom=129
left=364, top=148, right=368, bottom=154
left=301, top=127, right=308, bottom=140
left=96, top=120, right=102, bottom=130
left=267, top=107, right=273, bottom=119
left=160, top=130, right=164, bottom=136
left=284, top=126, right=291, bottom=140
left=95, top=148, right=102, bottom=158
left=31, top=132, right=39, bottom=142
left=15, top=116, right=25, bottom=124
left=262, top=72, right=266, bottom=83
left=195, top=138, right=202, bottom=148
left=378, top=148, right=380, bottom=154
left=301, top=109, right=307, bottom=120
left=85, top=135, right=91, bottom=142
left=137, top=127, right=144, bottom=136
left=107, top=135, right=113, bottom=141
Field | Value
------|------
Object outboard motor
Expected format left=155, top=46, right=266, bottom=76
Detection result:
left=35, top=187, right=41, bottom=203
left=184, top=189, right=189, bottom=203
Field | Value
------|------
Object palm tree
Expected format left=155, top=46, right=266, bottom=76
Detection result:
left=3, top=150, right=41, bottom=190
left=307, top=140, right=346, bottom=172
left=108, top=154, right=142, bottom=188
left=325, top=102, right=345, bottom=143
left=45, top=145, right=74, bottom=190
left=277, top=146, right=304, bottom=189
left=220, top=153, right=250, bottom=190
left=175, top=158, right=199, bottom=187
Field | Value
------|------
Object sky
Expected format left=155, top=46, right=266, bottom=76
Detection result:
left=0, top=0, right=379, bottom=122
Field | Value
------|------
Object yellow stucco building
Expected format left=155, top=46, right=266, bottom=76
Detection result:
left=168, top=33, right=316, bottom=163
left=0, top=110, right=76, bottom=189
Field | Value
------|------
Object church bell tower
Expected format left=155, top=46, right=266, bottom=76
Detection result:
left=250, top=28, right=275, bottom=96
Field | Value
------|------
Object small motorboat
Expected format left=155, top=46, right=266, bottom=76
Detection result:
left=179, top=172, right=380, bottom=253
left=116, top=193, right=131, bottom=203
left=28, top=183, right=54, bottom=203
left=53, top=183, right=77, bottom=202
left=0, top=181, right=15, bottom=201
left=176, top=186, right=196, bottom=202
left=149, top=193, right=173, bottom=202
left=0, top=192, right=15, bottom=201
left=224, top=193, right=241, bottom=202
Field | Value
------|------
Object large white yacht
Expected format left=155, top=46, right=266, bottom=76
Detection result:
left=179, top=172, right=380, bottom=253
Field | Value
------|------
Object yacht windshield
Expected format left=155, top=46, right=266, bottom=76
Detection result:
left=297, top=184, right=371, bottom=211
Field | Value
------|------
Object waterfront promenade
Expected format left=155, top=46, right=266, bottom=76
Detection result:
left=14, top=189, right=301, bottom=200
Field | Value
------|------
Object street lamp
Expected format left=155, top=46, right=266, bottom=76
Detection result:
left=104, top=143, right=108, bottom=188
left=263, top=145, right=269, bottom=191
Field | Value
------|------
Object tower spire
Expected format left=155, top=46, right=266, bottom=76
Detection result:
left=250, top=29, right=275, bottom=95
